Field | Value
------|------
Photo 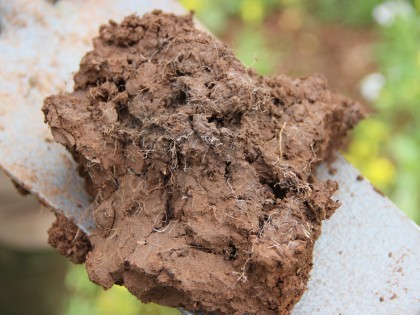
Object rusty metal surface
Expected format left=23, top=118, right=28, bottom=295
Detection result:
left=0, top=0, right=186, bottom=233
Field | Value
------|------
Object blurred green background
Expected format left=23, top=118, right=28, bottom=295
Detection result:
left=1, top=1, right=419, bottom=314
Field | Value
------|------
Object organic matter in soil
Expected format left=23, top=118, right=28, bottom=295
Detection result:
left=43, top=11, right=363, bottom=314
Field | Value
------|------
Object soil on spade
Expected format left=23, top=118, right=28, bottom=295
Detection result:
left=43, top=11, right=363, bottom=314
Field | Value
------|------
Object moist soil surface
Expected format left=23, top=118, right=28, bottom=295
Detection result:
left=43, top=11, right=363, bottom=314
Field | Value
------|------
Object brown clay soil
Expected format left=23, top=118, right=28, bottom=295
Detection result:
left=43, top=11, right=364, bottom=314
left=48, top=213, right=91, bottom=264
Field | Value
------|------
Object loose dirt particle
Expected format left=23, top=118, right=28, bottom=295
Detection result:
left=356, top=174, right=364, bottom=181
left=43, top=11, right=364, bottom=314
left=373, top=185, right=385, bottom=197
left=11, top=178, right=30, bottom=196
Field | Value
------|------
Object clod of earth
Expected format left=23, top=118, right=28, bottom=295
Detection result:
left=43, top=11, right=364, bottom=314
left=48, top=214, right=91, bottom=264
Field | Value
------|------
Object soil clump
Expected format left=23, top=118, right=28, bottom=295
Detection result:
left=43, top=11, right=363, bottom=314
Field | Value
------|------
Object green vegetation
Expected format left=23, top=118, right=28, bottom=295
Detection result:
left=346, top=3, right=420, bottom=222
left=65, top=1, right=419, bottom=313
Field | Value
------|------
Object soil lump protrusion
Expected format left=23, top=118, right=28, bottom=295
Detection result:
left=48, top=213, right=91, bottom=264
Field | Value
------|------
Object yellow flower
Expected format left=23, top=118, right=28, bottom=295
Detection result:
left=241, top=0, right=264, bottom=23
left=365, top=157, right=396, bottom=189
